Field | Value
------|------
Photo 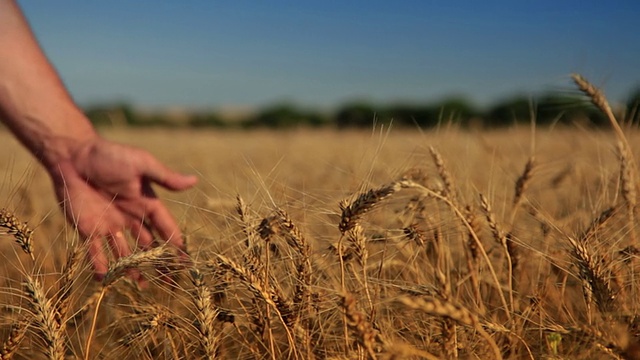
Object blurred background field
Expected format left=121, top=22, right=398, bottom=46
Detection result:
left=0, top=124, right=626, bottom=247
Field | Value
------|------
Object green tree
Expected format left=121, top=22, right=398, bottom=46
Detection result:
left=486, top=96, right=531, bottom=127
left=380, top=104, right=437, bottom=128
left=246, top=103, right=326, bottom=128
left=434, top=97, right=477, bottom=126
left=188, top=113, right=226, bottom=128
left=84, top=102, right=137, bottom=126
left=335, top=102, right=378, bottom=128
left=537, top=93, right=600, bottom=126
left=306, top=112, right=329, bottom=127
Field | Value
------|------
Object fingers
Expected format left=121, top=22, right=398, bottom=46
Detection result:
left=81, top=217, right=140, bottom=283
left=86, top=236, right=109, bottom=281
left=85, top=227, right=154, bottom=286
left=146, top=203, right=185, bottom=252
left=106, top=231, right=144, bottom=284
left=141, top=154, right=198, bottom=191
left=116, top=192, right=183, bottom=252
left=83, top=211, right=183, bottom=286
left=135, top=181, right=185, bottom=252
left=127, top=218, right=155, bottom=251
left=105, top=231, right=132, bottom=259
left=126, top=205, right=186, bottom=287
left=101, top=194, right=185, bottom=254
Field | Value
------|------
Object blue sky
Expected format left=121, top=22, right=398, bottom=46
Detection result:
left=19, top=1, right=640, bottom=110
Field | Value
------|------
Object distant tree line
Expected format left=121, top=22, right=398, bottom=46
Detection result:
left=84, top=88, right=640, bottom=129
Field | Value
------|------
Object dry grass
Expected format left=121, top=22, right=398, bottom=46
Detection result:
left=0, top=76, right=639, bottom=358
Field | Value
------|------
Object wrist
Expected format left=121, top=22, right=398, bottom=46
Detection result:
left=33, top=108, right=99, bottom=175
left=0, top=85, right=99, bottom=174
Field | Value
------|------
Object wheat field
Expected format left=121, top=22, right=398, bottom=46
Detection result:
left=0, top=78, right=640, bottom=359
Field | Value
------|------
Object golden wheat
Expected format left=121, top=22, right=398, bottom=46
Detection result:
left=0, top=208, right=33, bottom=259
left=0, top=320, right=27, bottom=360
left=189, top=267, right=220, bottom=359
left=23, top=275, right=65, bottom=360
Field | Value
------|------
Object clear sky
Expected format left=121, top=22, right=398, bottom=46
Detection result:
left=18, top=1, right=640, bottom=110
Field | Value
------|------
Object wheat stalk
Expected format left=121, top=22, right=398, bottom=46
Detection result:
left=580, top=206, right=618, bottom=242
left=272, top=209, right=314, bottom=358
left=0, top=320, right=28, bottom=360
left=0, top=208, right=34, bottom=260
left=214, top=254, right=287, bottom=317
left=119, top=309, right=173, bottom=347
left=212, top=254, right=298, bottom=354
left=480, top=193, right=516, bottom=314
left=256, top=213, right=278, bottom=359
left=618, top=141, right=637, bottom=243
left=403, top=223, right=426, bottom=247
left=573, top=74, right=638, bottom=243
left=464, top=205, right=484, bottom=313
left=396, top=296, right=502, bottom=359
left=236, top=194, right=260, bottom=249
left=102, top=245, right=169, bottom=287
left=567, top=236, right=615, bottom=320
left=190, top=267, right=220, bottom=359
left=23, top=275, right=65, bottom=360
left=429, top=146, right=457, bottom=204
left=85, top=246, right=171, bottom=360
left=339, top=181, right=403, bottom=233
left=55, top=243, right=84, bottom=329
left=341, top=293, right=382, bottom=360
left=337, top=181, right=403, bottom=354
left=398, top=179, right=511, bottom=320
left=513, top=157, right=535, bottom=209
left=571, top=74, right=626, bottom=143
left=273, top=209, right=312, bottom=317
left=428, top=220, right=457, bottom=358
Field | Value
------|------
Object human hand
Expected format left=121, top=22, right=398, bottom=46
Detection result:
left=0, top=0, right=197, bottom=283
left=48, top=136, right=197, bottom=282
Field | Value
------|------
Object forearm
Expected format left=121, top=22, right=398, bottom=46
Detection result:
left=0, top=0, right=97, bottom=171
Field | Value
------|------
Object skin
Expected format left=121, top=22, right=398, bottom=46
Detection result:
left=0, top=1, right=198, bottom=281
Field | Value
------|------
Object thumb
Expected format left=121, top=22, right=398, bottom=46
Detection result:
left=143, top=156, right=198, bottom=191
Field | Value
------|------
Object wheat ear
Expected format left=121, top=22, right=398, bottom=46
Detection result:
left=399, top=179, right=511, bottom=320
left=212, top=254, right=297, bottom=353
left=23, top=275, right=65, bottom=360
left=397, top=296, right=502, bottom=359
left=341, top=293, right=381, bottom=360
left=190, top=267, right=220, bottom=359
left=0, top=320, right=28, bottom=360
left=571, top=74, right=627, bottom=143
left=464, top=206, right=483, bottom=313
left=271, top=209, right=314, bottom=358
left=429, top=146, right=457, bottom=204
left=339, top=181, right=403, bottom=233
left=55, top=243, right=84, bottom=329
left=85, top=246, right=170, bottom=360
left=573, top=74, right=638, bottom=243
left=480, top=194, right=515, bottom=313
left=567, top=236, right=615, bottom=322
left=513, top=157, right=535, bottom=209
left=0, top=209, right=34, bottom=260
left=119, top=309, right=173, bottom=347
